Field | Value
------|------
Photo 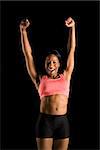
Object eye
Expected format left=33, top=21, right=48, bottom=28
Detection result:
left=53, top=61, right=56, bottom=64
left=47, top=61, right=51, bottom=65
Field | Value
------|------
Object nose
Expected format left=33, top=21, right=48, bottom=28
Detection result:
left=49, top=61, right=54, bottom=68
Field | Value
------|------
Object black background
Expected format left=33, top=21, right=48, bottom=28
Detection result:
left=1, top=1, right=99, bottom=150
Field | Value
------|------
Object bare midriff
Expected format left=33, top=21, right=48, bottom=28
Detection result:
left=40, top=94, right=68, bottom=115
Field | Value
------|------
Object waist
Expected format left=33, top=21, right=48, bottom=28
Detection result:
left=40, top=95, right=68, bottom=115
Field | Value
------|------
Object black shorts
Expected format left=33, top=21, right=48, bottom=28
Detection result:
left=35, top=113, right=70, bottom=139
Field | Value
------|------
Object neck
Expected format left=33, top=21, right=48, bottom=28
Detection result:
left=48, top=73, right=60, bottom=79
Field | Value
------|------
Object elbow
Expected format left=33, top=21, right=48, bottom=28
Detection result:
left=28, top=69, right=37, bottom=80
left=69, top=42, right=76, bottom=51
left=70, top=46, right=76, bottom=52
left=71, top=42, right=76, bottom=50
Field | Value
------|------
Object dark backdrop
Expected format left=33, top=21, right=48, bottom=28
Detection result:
left=1, top=1, right=99, bottom=150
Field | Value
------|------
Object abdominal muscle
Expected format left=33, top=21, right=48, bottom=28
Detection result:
left=40, top=94, right=69, bottom=115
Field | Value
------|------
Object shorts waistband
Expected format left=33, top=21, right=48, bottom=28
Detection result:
left=39, top=112, right=67, bottom=118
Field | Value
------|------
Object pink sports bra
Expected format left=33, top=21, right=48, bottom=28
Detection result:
left=38, top=74, right=70, bottom=99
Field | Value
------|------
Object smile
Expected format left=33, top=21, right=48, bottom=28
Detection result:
left=48, top=68, right=55, bottom=72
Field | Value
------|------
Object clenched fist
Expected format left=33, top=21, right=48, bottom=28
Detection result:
left=65, top=17, right=75, bottom=28
left=19, top=19, right=30, bottom=31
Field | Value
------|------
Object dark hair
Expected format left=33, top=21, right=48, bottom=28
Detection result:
left=46, top=49, right=62, bottom=61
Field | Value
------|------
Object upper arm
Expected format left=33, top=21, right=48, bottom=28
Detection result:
left=65, top=48, right=75, bottom=79
left=25, top=53, right=40, bottom=89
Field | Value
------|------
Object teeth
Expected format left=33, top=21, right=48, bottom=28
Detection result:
left=48, top=68, right=54, bottom=71
left=48, top=69, right=55, bottom=72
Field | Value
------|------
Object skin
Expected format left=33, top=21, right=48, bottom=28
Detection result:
left=19, top=17, right=76, bottom=150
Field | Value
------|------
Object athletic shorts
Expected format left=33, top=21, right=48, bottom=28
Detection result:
left=35, top=113, right=70, bottom=139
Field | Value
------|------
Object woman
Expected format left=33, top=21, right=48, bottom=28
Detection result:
left=19, top=17, right=76, bottom=150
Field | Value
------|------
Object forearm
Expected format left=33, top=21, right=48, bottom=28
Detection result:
left=71, top=25, right=76, bottom=50
left=67, top=25, right=76, bottom=51
left=20, top=29, right=32, bottom=57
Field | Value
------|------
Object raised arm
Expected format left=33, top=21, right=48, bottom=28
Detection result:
left=64, top=17, right=76, bottom=80
left=19, top=19, right=38, bottom=89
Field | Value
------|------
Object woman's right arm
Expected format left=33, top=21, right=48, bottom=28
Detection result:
left=20, top=19, right=38, bottom=89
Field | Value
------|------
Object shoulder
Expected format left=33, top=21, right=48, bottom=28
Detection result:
left=63, top=70, right=72, bottom=81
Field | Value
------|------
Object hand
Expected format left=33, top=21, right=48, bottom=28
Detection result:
left=65, top=17, right=75, bottom=28
left=19, top=19, right=30, bottom=31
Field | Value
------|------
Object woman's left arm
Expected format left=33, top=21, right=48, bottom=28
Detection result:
left=64, top=17, right=76, bottom=80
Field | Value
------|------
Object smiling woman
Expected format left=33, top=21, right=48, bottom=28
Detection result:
left=19, top=17, right=76, bottom=150
left=45, top=53, right=60, bottom=78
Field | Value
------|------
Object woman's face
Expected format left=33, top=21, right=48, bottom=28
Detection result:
left=45, top=54, right=60, bottom=77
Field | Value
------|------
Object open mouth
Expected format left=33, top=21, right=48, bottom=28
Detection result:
left=48, top=68, right=55, bottom=72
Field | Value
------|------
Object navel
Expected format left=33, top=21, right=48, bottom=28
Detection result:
left=56, top=107, right=58, bottom=111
